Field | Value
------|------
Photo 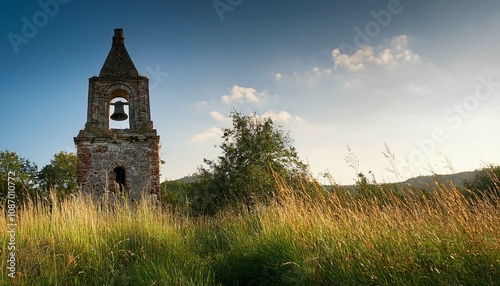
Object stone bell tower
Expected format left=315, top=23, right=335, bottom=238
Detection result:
left=74, top=29, right=160, bottom=201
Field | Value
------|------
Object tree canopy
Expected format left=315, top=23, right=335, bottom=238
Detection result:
left=463, top=165, right=500, bottom=196
left=192, top=110, right=308, bottom=214
left=0, top=150, right=77, bottom=203
left=38, top=151, right=77, bottom=198
left=0, top=150, right=39, bottom=201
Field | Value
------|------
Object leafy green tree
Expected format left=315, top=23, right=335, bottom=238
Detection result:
left=463, top=165, right=500, bottom=196
left=38, top=151, right=77, bottom=198
left=0, top=150, right=39, bottom=202
left=192, top=110, right=308, bottom=215
left=160, top=180, right=192, bottom=212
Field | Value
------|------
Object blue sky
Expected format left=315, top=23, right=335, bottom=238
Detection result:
left=1, top=0, right=500, bottom=184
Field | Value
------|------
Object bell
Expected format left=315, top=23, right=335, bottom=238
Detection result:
left=110, top=101, right=128, bottom=121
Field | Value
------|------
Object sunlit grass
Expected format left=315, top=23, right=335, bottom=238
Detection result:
left=1, top=179, right=499, bottom=285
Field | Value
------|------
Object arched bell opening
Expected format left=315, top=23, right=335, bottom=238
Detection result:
left=109, top=88, right=130, bottom=129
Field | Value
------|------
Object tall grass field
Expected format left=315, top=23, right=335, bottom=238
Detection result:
left=1, top=179, right=499, bottom=285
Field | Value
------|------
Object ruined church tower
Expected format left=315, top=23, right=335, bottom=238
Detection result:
left=74, top=29, right=160, bottom=201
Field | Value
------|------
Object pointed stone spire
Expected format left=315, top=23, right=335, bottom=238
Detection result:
left=99, top=29, right=139, bottom=77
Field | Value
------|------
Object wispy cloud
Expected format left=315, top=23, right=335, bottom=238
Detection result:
left=272, top=67, right=332, bottom=86
left=332, top=35, right=420, bottom=72
left=191, top=127, right=222, bottom=142
left=274, top=73, right=282, bottom=81
left=221, top=85, right=266, bottom=104
left=209, top=111, right=231, bottom=122
left=259, top=110, right=303, bottom=124
left=271, top=34, right=435, bottom=105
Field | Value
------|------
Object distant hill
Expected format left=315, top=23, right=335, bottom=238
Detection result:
left=174, top=174, right=200, bottom=184
left=401, top=171, right=476, bottom=189
left=172, top=171, right=478, bottom=189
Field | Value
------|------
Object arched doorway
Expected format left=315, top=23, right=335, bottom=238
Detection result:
left=114, top=166, right=126, bottom=192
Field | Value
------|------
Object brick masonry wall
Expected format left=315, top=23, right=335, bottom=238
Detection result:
left=76, top=134, right=160, bottom=201
left=75, top=29, right=161, bottom=202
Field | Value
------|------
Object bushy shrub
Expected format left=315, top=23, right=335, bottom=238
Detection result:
left=191, top=110, right=309, bottom=215
left=463, top=165, right=500, bottom=197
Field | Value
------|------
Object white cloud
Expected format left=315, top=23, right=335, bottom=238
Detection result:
left=221, top=85, right=266, bottom=104
left=332, top=46, right=373, bottom=72
left=191, top=127, right=222, bottom=142
left=196, top=99, right=218, bottom=110
left=272, top=67, right=332, bottom=87
left=390, top=35, right=420, bottom=63
left=209, top=111, right=231, bottom=122
left=258, top=110, right=304, bottom=124
left=332, top=35, right=420, bottom=72
left=312, top=67, right=332, bottom=76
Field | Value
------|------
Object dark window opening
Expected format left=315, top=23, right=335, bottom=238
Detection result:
left=114, top=167, right=126, bottom=192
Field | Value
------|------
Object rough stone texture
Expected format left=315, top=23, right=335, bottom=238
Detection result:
left=74, top=29, right=160, bottom=201
left=99, top=29, right=139, bottom=78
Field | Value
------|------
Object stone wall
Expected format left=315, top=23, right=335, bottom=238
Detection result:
left=74, top=29, right=161, bottom=202
left=86, top=77, right=153, bottom=131
left=75, top=131, right=160, bottom=201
